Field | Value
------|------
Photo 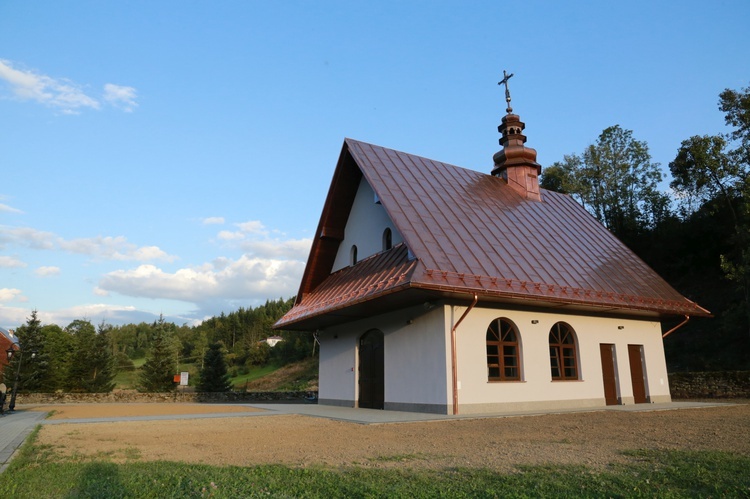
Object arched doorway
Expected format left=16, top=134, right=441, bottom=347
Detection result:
left=358, top=329, right=384, bottom=409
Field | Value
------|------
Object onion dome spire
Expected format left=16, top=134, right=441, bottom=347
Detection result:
left=491, top=71, right=542, bottom=201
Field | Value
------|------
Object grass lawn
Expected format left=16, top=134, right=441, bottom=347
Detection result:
left=0, top=429, right=748, bottom=498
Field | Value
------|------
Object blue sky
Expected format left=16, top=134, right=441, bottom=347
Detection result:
left=1, top=1, right=748, bottom=329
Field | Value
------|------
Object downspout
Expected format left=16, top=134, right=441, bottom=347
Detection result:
left=451, top=293, right=478, bottom=415
left=662, top=315, right=690, bottom=339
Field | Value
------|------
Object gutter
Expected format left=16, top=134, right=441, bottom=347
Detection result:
left=451, top=293, right=478, bottom=415
left=662, top=315, right=690, bottom=339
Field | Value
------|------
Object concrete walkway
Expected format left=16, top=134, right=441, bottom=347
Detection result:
left=0, top=400, right=737, bottom=473
left=0, top=410, right=47, bottom=473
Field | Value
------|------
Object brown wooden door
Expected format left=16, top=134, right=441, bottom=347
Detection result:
left=358, top=330, right=384, bottom=409
left=628, top=344, right=648, bottom=404
left=599, top=344, right=618, bottom=405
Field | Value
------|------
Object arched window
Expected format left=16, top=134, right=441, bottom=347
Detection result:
left=382, top=227, right=393, bottom=251
left=486, top=318, right=520, bottom=381
left=350, top=245, right=358, bottom=266
left=549, top=322, right=579, bottom=380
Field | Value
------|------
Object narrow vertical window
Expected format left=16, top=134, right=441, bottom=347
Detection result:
left=382, top=228, right=392, bottom=251
left=350, top=245, right=358, bottom=266
left=549, top=322, right=578, bottom=380
left=486, top=318, right=520, bottom=381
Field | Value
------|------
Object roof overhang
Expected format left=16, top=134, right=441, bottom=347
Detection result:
left=276, top=280, right=708, bottom=332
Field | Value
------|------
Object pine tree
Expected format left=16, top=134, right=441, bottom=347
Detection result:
left=139, top=315, right=179, bottom=392
left=198, top=342, right=232, bottom=392
left=66, top=319, right=116, bottom=392
left=4, top=310, right=50, bottom=392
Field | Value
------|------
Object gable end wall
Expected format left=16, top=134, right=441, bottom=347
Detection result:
left=331, top=177, right=404, bottom=272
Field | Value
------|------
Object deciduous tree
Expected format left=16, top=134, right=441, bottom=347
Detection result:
left=670, top=83, right=750, bottom=340
left=541, top=125, right=668, bottom=243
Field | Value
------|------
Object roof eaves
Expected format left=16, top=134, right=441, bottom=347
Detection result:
left=414, top=268, right=711, bottom=318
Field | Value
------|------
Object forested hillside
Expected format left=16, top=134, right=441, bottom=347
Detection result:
left=2, top=298, right=316, bottom=393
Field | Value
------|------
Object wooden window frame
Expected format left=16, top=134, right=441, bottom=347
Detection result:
left=549, top=322, right=579, bottom=381
left=486, top=318, right=521, bottom=381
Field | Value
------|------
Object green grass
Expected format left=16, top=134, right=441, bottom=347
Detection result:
left=231, top=364, right=280, bottom=388
left=1, top=431, right=748, bottom=498
left=113, top=358, right=289, bottom=391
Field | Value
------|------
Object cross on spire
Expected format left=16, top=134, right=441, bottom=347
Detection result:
left=498, top=70, right=514, bottom=114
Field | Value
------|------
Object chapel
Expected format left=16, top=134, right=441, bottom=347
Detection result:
left=274, top=77, right=709, bottom=414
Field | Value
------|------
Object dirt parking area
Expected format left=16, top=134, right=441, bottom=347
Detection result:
left=32, top=401, right=750, bottom=472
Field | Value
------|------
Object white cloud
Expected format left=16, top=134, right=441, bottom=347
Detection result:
left=0, top=288, right=24, bottom=302
left=103, top=83, right=137, bottom=112
left=240, top=238, right=312, bottom=260
left=0, top=59, right=100, bottom=113
left=0, top=302, right=190, bottom=330
left=99, top=254, right=305, bottom=305
left=217, top=230, right=246, bottom=241
left=35, top=266, right=61, bottom=277
left=217, top=220, right=277, bottom=243
left=57, top=236, right=177, bottom=262
left=236, top=220, right=267, bottom=235
left=0, top=225, right=177, bottom=263
left=0, top=203, right=23, bottom=214
left=0, top=256, right=26, bottom=268
left=0, top=59, right=137, bottom=114
left=0, top=226, right=56, bottom=250
left=202, top=217, right=225, bottom=225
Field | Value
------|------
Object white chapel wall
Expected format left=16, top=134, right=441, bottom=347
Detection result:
left=316, top=305, right=449, bottom=411
left=317, top=299, right=672, bottom=414
left=452, top=307, right=671, bottom=414
left=316, top=326, right=357, bottom=406
left=331, top=177, right=404, bottom=272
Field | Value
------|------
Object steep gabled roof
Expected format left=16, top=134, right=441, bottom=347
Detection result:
left=275, top=139, right=709, bottom=330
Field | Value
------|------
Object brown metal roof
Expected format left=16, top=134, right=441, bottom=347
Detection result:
left=275, top=139, right=710, bottom=330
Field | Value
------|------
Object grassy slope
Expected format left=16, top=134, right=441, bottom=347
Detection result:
left=114, top=357, right=318, bottom=392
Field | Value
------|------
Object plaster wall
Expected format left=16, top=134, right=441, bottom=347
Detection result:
left=317, top=302, right=672, bottom=415
left=384, top=306, right=449, bottom=412
left=316, top=306, right=449, bottom=411
left=451, top=306, right=671, bottom=414
left=316, top=325, right=358, bottom=406
left=332, top=177, right=404, bottom=272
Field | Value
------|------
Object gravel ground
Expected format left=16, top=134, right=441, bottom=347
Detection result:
left=31, top=401, right=750, bottom=472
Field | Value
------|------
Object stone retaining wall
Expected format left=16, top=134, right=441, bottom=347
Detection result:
left=669, top=371, right=750, bottom=399
left=16, top=390, right=317, bottom=405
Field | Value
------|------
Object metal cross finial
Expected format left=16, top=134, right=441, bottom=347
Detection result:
left=498, top=70, right=514, bottom=114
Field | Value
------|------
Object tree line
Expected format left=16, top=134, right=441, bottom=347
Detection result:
left=541, top=82, right=750, bottom=371
left=2, top=297, right=314, bottom=393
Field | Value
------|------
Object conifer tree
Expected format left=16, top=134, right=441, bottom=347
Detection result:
left=139, top=315, right=179, bottom=392
left=66, top=321, right=116, bottom=393
left=198, top=342, right=232, bottom=392
left=4, top=310, right=50, bottom=392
